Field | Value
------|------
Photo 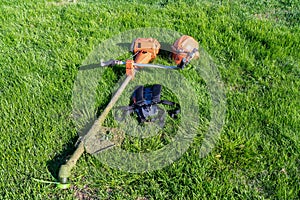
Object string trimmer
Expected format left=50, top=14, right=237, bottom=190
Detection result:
left=57, top=35, right=199, bottom=189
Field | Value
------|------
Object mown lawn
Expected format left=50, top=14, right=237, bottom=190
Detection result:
left=0, top=0, right=299, bottom=199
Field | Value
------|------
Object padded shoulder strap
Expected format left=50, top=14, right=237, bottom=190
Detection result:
left=134, top=86, right=144, bottom=106
left=151, top=84, right=162, bottom=104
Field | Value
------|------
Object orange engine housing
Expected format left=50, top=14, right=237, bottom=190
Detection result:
left=131, top=38, right=161, bottom=64
left=171, top=35, right=199, bottom=65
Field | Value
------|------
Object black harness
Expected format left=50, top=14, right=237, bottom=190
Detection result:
left=118, top=84, right=180, bottom=125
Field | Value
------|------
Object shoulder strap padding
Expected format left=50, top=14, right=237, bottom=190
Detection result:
left=151, top=84, right=162, bottom=104
left=133, top=86, right=144, bottom=106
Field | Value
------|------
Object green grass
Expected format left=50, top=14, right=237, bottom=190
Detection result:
left=0, top=0, right=299, bottom=199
